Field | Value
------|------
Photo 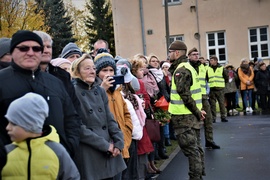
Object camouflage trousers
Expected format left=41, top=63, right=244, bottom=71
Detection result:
left=209, top=89, right=226, bottom=120
left=202, top=97, right=214, bottom=143
left=171, top=115, right=205, bottom=180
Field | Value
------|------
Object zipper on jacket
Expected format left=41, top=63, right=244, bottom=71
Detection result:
left=32, top=71, right=35, bottom=79
left=27, top=140, right=32, bottom=180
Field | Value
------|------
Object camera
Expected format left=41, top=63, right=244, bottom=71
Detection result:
left=111, top=75, right=124, bottom=85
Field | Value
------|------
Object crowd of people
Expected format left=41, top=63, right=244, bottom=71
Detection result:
left=0, top=29, right=269, bottom=180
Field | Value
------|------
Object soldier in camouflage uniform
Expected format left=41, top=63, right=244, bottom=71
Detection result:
left=188, top=48, right=220, bottom=149
left=168, top=41, right=206, bottom=180
left=207, top=56, right=229, bottom=122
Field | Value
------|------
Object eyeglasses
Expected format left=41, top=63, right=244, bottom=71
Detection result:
left=15, top=46, right=43, bottom=52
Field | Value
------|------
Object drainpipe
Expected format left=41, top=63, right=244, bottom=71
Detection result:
left=164, top=0, right=170, bottom=53
left=139, top=0, right=147, bottom=55
left=195, top=0, right=201, bottom=53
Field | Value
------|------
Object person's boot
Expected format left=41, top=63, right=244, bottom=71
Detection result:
left=150, top=161, right=161, bottom=174
left=165, top=138, right=172, bottom=146
left=205, top=141, right=220, bottom=149
left=221, top=118, right=228, bottom=122
left=147, top=161, right=156, bottom=174
left=158, top=148, right=169, bottom=159
left=154, top=149, right=161, bottom=160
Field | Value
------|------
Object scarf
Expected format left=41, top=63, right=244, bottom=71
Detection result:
left=148, top=68, right=164, bottom=83
left=240, top=64, right=251, bottom=76
left=142, top=68, right=159, bottom=97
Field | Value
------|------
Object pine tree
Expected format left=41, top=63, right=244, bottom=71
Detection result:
left=85, top=0, right=115, bottom=56
left=35, top=0, right=75, bottom=58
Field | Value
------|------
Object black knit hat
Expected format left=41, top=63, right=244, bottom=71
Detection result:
left=94, top=53, right=116, bottom=75
left=10, top=30, right=43, bottom=53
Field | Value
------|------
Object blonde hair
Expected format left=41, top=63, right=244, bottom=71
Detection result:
left=129, top=57, right=145, bottom=76
left=147, top=53, right=160, bottom=64
left=70, top=53, right=92, bottom=78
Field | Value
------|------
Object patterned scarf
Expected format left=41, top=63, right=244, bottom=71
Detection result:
left=240, top=64, right=251, bottom=76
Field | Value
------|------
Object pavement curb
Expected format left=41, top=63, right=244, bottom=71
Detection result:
left=159, top=146, right=180, bottom=171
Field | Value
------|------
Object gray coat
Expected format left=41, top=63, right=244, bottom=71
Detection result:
left=74, top=78, right=126, bottom=180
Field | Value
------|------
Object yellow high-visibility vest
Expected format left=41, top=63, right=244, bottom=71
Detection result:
left=208, top=66, right=225, bottom=88
left=198, top=64, right=207, bottom=95
left=169, top=62, right=202, bottom=115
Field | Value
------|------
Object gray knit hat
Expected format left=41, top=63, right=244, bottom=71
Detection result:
left=94, top=53, right=116, bottom=75
left=60, top=42, right=82, bottom=59
left=5, top=92, right=49, bottom=134
left=0, top=38, right=11, bottom=58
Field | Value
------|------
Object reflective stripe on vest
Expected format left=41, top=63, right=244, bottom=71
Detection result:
left=169, top=62, right=202, bottom=115
left=198, top=64, right=207, bottom=95
left=208, top=66, right=225, bottom=88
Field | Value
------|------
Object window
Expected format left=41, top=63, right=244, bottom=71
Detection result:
left=169, top=35, right=184, bottom=44
left=248, top=27, right=269, bottom=59
left=163, top=0, right=182, bottom=5
left=206, top=31, right=227, bottom=63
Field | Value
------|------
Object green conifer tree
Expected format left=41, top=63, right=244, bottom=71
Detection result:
left=85, top=0, right=115, bottom=56
left=35, top=0, right=76, bottom=58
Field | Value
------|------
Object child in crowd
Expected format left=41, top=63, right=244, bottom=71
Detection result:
left=1, top=92, right=80, bottom=180
left=116, top=58, right=143, bottom=179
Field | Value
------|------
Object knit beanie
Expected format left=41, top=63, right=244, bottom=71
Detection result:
left=60, top=42, right=82, bottom=59
left=94, top=53, right=116, bottom=75
left=10, top=30, right=43, bottom=53
left=50, top=58, right=71, bottom=67
left=0, top=38, right=11, bottom=58
left=5, top=92, right=49, bottom=134
left=169, top=40, right=187, bottom=51
left=162, top=62, right=171, bottom=68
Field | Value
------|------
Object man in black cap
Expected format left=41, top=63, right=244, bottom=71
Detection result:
left=0, top=30, right=80, bottom=158
left=168, top=40, right=206, bottom=179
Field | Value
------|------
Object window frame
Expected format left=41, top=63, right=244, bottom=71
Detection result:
left=248, top=26, right=270, bottom=60
left=206, top=31, right=227, bottom=64
left=163, top=0, right=182, bottom=6
left=169, top=35, right=184, bottom=45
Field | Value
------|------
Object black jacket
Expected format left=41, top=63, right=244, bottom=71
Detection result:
left=47, top=63, right=82, bottom=115
left=0, top=61, right=80, bottom=158
left=255, top=69, right=270, bottom=95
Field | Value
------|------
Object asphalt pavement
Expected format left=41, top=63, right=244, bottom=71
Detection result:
left=157, top=112, right=270, bottom=180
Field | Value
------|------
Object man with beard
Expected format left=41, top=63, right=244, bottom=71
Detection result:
left=168, top=40, right=206, bottom=180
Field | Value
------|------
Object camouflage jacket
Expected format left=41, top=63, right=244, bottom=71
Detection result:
left=169, top=56, right=202, bottom=122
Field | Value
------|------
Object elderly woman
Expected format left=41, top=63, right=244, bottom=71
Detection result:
left=70, top=54, right=126, bottom=180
